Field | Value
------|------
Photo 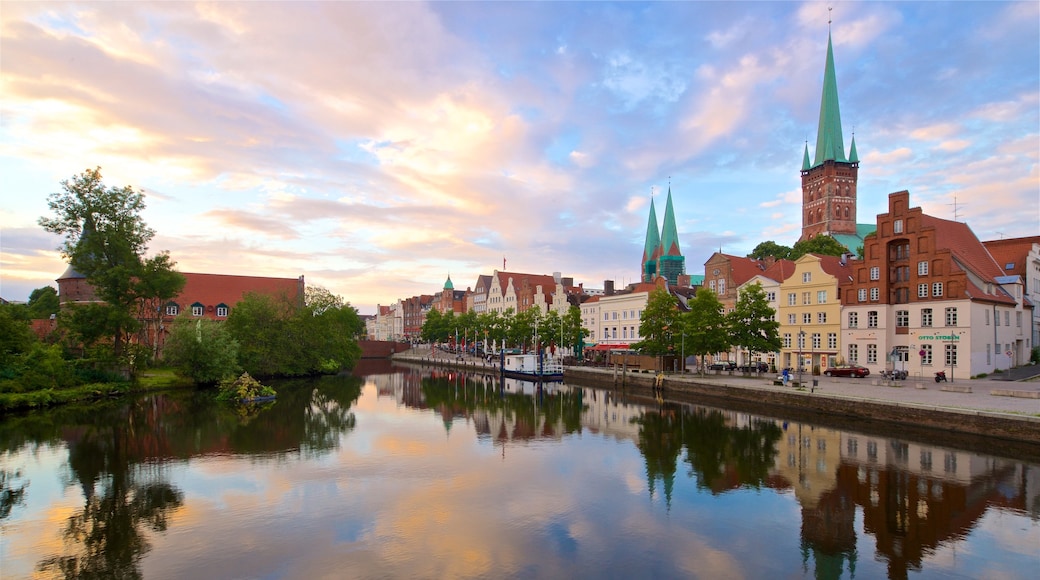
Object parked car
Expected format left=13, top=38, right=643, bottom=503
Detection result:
left=737, top=362, right=770, bottom=372
left=823, top=364, right=870, bottom=378
left=708, top=361, right=737, bottom=371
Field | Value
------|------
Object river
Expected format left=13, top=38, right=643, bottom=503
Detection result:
left=1, top=363, right=1037, bottom=579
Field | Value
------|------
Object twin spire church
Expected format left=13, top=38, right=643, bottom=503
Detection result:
left=639, top=27, right=871, bottom=282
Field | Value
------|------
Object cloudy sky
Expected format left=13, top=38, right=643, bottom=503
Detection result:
left=2, top=1, right=1037, bottom=314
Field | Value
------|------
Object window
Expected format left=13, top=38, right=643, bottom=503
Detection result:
left=766, top=291, right=776, bottom=302
left=216, top=305, right=228, bottom=317
left=945, top=343, right=957, bottom=367
left=165, top=304, right=179, bottom=316
left=604, top=313, right=609, bottom=321
left=797, top=332, right=805, bottom=349
left=817, top=290, right=827, bottom=304
left=827, top=333, right=837, bottom=349
left=803, top=312, right=812, bottom=324
left=894, top=219, right=903, bottom=233
left=622, top=327, right=627, bottom=339
left=709, top=280, right=716, bottom=292
left=612, top=312, right=617, bottom=320
left=858, top=289, right=867, bottom=302
left=918, top=283, right=928, bottom=298
left=918, top=261, right=928, bottom=276
left=783, top=333, right=792, bottom=348
left=803, top=272, right=812, bottom=283
left=921, top=344, right=932, bottom=365
left=932, top=282, right=943, bottom=297
left=867, top=344, right=877, bottom=364
left=1017, top=312, right=1023, bottom=327
left=622, top=310, right=627, bottom=319
left=802, top=292, right=811, bottom=305
left=848, top=312, right=859, bottom=328
left=788, top=313, right=796, bottom=324
left=868, top=311, right=878, bottom=328
left=870, top=287, right=879, bottom=301
left=945, top=307, right=957, bottom=326
left=788, top=293, right=797, bottom=306
left=870, top=267, right=880, bottom=281
left=817, top=312, right=827, bottom=324
left=812, top=333, right=821, bottom=349
left=718, top=279, right=726, bottom=294
left=192, top=305, right=204, bottom=317
left=921, top=308, right=933, bottom=327
left=896, top=310, right=909, bottom=327
left=986, top=343, right=991, bottom=365
left=1005, top=311, right=1010, bottom=326
left=848, top=344, right=858, bottom=363
left=987, top=309, right=992, bottom=325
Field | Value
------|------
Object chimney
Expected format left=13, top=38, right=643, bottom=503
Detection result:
left=605, top=280, right=615, bottom=296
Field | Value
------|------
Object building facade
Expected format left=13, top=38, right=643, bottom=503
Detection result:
left=777, top=254, right=846, bottom=373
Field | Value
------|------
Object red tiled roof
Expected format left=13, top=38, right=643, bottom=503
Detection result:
left=922, top=215, right=1006, bottom=280
left=723, top=254, right=769, bottom=285
left=169, top=273, right=302, bottom=318
left=762, top=259, right=796, bottom=282
left=982, top=236, right=1040, bottom=279
left=814, top=254, right=850, bottom=278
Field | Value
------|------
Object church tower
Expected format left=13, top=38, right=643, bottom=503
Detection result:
left=800, top=30, right=859, bottom=242
left=657, top=186, right=685, bottom=284
left=641, top=196, right=662, bottom=283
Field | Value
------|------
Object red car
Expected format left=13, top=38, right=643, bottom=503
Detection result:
left=823, top=365, right=870, bottom=378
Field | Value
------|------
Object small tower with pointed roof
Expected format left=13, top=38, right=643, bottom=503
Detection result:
left=657, top=186, right=686, bottom=284
left=800, top=24, right=860, bottom=243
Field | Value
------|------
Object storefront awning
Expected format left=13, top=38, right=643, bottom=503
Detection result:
left=586, top=343, right=631, bottom=352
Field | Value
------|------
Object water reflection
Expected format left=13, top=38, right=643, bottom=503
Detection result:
left=0, top=374, right=363, bottom=579
left=1, top=366, right=1036, bottom=579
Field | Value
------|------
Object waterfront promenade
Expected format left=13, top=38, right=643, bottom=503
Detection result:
left=392, top=346, right=1040, bottom=448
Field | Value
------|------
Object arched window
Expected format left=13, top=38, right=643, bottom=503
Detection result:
left=844, top=207, right=850, bottom=218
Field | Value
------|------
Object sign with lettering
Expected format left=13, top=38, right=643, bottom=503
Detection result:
left=918, top=334, right=960, bottom=341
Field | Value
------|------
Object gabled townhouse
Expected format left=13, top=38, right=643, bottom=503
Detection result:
left=777, top=254, right=847, bottom=373
left=467, top=274, right=492, bottom=314
left=736, top=258, right=795, bottom=369
left=839, top=191, right=1022, bottom=379
left=486, top=270, right=559, bottom=314
left=401, top=294, right=434, bottom=340
left=981, top=236, right=1039, bottom=352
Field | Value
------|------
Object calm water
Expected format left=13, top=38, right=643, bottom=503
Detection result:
left=1, top=364, right=1038, bottom=580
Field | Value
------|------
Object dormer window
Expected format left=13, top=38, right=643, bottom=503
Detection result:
left=165, top=303, right=180, bottom=316
left=191, top=302, right=205, bottom=317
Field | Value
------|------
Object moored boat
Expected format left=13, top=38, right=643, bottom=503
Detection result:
left=500, top=352, right=564, bottom=381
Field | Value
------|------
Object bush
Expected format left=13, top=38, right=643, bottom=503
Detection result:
left=216, top=372, right=276, bottom=402
left=162, top=318, right=240, bottom=384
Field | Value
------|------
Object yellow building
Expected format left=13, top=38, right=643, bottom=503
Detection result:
left=778, top=253, right=850, bottom=373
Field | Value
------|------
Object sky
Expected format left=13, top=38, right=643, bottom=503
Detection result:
left=2, top=1, right=1037, bottom=315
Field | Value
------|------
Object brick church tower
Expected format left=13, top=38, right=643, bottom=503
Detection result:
left=799, top=31, right=860, bottom=243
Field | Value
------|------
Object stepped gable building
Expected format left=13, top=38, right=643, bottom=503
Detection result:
left=839, top=191, right=1026, bottom=377
left=981, top=235, right=1040, bottom=347
left=640, top=187, right=686, bottom=285
left=800, top=30, right=874, bottom=253
left=467, top=274, right=493, bottom=314
left=486, top=269, right=559, bottom=314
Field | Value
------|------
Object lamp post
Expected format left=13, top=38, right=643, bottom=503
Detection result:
left=798, top=329, right=806, bottom=386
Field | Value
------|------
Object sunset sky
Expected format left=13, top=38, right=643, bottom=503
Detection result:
left=2, top=1, right=1037, bottom=314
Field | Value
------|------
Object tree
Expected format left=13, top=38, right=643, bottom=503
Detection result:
left=748, top=241, right=792, bottom=261
left=26, top=286, right=60, bottom=320
left=162, top=318, right=240, bottom=384
left=38, top=167, right=183, bottom=361
left=682, top=289, right=730, bottom=373
left=727, top=282, right=781, bottom=372
left=562, top=305, right=587, bottom=355
left=790, top=235, right=849, bottom=260
left=633, top=288, right=679, bottom=356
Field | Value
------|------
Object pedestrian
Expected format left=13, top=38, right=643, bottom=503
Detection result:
left=782, top=368, right=790, bottom=386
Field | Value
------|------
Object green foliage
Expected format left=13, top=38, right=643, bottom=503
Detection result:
left=727, top=282, right=781, bottom=368
left=26, top=286, right=60, bottom=319
left=633, top=288, right=679, bottom=356
left=748, top=241, right=792, bottom=261
left=225, top=287, right=363, bottom=377
left=1031, top=346, right=1039, bottom=364
left=38, top=167, right=184, bottom=358
left=216, top=372, right=276, bottom=402
left=0, top=305, right=36, bottom=369
left=682, top=288, right=730, bottom=372
left=790, top=235, right=849, bottom=260
left=162, top=318, right=241, bottom=384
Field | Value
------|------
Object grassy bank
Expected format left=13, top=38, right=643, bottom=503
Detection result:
left=0, top=367, right=196, bottom=413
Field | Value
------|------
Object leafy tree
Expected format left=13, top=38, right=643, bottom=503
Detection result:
left=726, top=282, right=781, bottom=372
left=633, top=288, right=679, bottom=356
left=26, top=286, right=60, bottom=320
left=420, top=308, right=444, bottom=343
left=682, top=288, right=730, bottom=373
left=562, top=305, right=587, bottom=354
left=748, top=241, right=793, bottom=261
left=225, top=292, right=296, bottom=377
left=0, top=305, right=36, bottom=369
left=509, top=307, right=539, bottom=351
left=790, top=235, right=849, bottom=260
left=38, top=167, right=184, bottom=361
left=162, top=318, right=240, bottom=384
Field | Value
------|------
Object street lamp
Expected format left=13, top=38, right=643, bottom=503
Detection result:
left=798, top=329, right=806, bottom=386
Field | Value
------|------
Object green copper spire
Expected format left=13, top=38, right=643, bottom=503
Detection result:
left=443, top=275, right=454, bottom=290
left=813, top=33, right=847, bottom=166
left=642, top=196, right=661, bottom=282
left=660, top=187, right=681, bottom=257
left=848, top=135, right=858, bottom=163
left=802, top=143, right=812, bottom=171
